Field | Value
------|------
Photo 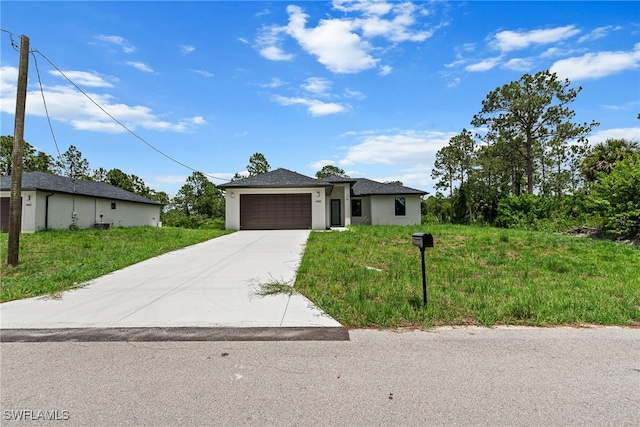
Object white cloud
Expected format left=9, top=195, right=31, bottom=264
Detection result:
left=601, top=100, right=639, bottom=112
left=126, top=61, right=155, bottom=73
left=310, top=159, right=337, bottom=170
left=238, top=37, right=250, bottom=44
left=344, top=88, right=366, bottom=99
left=48, top=70, right=114, bottom=88
left=96, top=34, right=136, bottom=53
left=490, top=25, right=580, bottom=52
left=180, top=44, right=195, bottom=54
left=446, top=77, right=461, bottom=88
left=588, top=127, right=640, bottom=145
left=503, top=57, right=533, bottom=72
left=302, top=77, right=333, bottom=96
left=259, top=45, right=295, bottom=61
left=550, top=43, right=640, bottom=80
left=256, top=25, right=294, bottom=61
left=338, top=130, right=456, bottom=166
left=333, top=0, right=394, bottom=16
left=465, top=56, right=502, bottom=72
left=259, top=78, right=286, bottom=88
left=191, top=69, right=214, bottom=77
left=0, top=65, right=205, bottom=134
left=379, top=65, right=393, bottom=75
left=273, top=95, right=350, bottom=116
left=256, top=1, right=433, bottom=74
left=286, top=5, right=378, bottom=74
left=578, top=25, right=622, bottom=44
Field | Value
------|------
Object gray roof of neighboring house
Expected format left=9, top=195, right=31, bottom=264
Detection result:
left=218, top=168, right=333, bottom=189
left=0, top=172, right=162, bottom=205
left=352, top=178, right=428, bottom=196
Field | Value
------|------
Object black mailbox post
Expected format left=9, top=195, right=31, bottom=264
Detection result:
left=412, top=233, right=434, bottom=306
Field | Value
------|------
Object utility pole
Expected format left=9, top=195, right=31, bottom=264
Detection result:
left=7, top=35, right=29, bottom=268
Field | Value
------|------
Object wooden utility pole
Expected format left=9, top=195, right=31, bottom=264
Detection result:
left=7, top=35, right=29, bottom=268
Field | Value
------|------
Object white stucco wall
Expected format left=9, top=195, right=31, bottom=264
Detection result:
left=325, top=184, right=352, bottom=228
left=224, top=187, right=327, bottom=230
left=0, top=190, right=161, bottom=232
left=370, top=195, right=422, bottom=226
left=350, top=196, right=372, bottom=225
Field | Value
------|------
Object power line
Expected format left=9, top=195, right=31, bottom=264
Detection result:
left=31, top=51, right=65, bottom=173
left=1, top=29, right=228, bottom=183
left=32, top=49, right=228, bottom=182
left=1, top=29, right=19, bottom=52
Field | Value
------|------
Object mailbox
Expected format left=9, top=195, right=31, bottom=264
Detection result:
left=412, top=232, right=433, bottom=249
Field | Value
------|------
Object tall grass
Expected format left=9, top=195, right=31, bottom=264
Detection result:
left=0, top=227, right=231, bottom=302
left=295, top=225, right=639, bottom=328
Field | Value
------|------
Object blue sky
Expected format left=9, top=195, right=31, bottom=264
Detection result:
left=1, top=1, right=639, bottom=196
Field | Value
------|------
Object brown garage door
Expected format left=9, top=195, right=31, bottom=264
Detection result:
left=0, top=197, right=10, bottom=232
left=240, top=194, right=311, bottom=230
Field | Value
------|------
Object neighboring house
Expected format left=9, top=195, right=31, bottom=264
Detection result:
left=0, top=172, right=162, bottom=233
left=218, top=168, right=427, bottom=230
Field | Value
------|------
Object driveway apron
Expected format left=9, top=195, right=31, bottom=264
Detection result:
left=0, top=230, right=341, bottom=330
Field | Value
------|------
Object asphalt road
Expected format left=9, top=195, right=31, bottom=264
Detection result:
left=1, top=326, right=638, bottom=426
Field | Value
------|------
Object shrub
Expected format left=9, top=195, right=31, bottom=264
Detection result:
left=589, top=158, right=640, bottom=239
left=496, top=194, right=554, bottom=229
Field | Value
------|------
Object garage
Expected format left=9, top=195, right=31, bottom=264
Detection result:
left=240, top=193, right=311, bottom=230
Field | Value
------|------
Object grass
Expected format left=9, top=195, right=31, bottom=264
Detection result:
left=0, top=227, right=232, bottom=302
left=2, top=224, right=638, bottom=329
left=294, top=225, right=640, bottom=328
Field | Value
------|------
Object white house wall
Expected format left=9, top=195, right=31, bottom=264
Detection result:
left=325, top=184, right=351, bottom=228
left=350, top=196, right=371, bottom=225
left=370, top=195, right=422, bottom=226
left=0, top=190, right=160, bottom=232
left=224, top=187, right=327, bottom=230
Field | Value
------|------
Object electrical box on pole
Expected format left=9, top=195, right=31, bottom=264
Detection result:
left=7, top=34, right=30, bottom=268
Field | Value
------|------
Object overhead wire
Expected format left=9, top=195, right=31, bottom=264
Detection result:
left=1, top=28, right=228, bottom=183
left=31, top=51, right=65, bottom=173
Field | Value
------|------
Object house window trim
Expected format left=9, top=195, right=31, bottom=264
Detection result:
left=394, top=197, right=406, bottom=216
left=351, top=199, right=362, bottom=217
left=111, top=202, right=117, bottom=210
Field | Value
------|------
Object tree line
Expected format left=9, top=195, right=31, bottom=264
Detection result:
left=3, top=70, right=637, bottom=238
left=0, top=138, right=273, bottom=229
left=427, top=70, right=639, bottom=239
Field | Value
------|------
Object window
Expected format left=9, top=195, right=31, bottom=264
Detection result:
left=111, top=202, right=117, bottom=210
left=394, top=197, right=406, bottom=216
left=351, top=199, right=362, bottom=217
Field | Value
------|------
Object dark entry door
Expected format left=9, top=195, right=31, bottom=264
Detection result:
left=330, top=199, right=341, bottom=226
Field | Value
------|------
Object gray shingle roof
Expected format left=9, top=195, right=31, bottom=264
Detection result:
left=218, top=168, right=333, bottom=189
left=216, top=168, right=427, bottom=196
left=351, top=178, right=427, bottom=196
left=0, top=172, right=162, bottom=205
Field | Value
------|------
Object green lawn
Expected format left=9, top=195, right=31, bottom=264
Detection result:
left=294, top=225, right=640, bottom=328
left=2, top=225, right=638, bottom=329
left=0, top=227, right=231, bottom=302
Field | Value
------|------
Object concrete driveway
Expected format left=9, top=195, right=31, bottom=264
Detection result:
left=0, top=230, right=345, bottom=340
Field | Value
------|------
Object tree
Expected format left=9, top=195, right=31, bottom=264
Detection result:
left=590, top=157, right=640, bottom=238
left=59, top=145, right=91, bottom=179
left=247, top=153, right=270, bottom=177
left=316, top=165, right=349, bottom=179
left=172, top=171, right=224, bottom=218
left=1, top=135, right=58, bottom=175
left=471, top=70, right=598, bottom=195
left=581, top=138, right=640, bottom=183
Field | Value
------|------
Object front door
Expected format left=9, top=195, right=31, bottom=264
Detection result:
left=330, top=199, right=341, bottom=226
